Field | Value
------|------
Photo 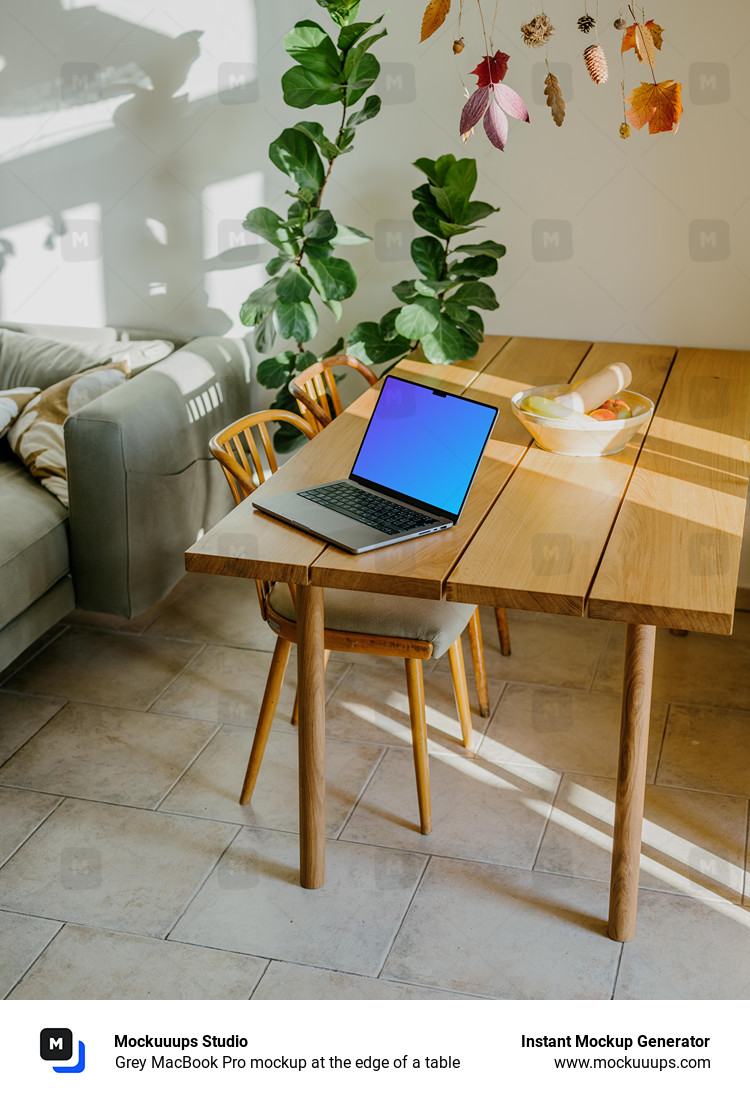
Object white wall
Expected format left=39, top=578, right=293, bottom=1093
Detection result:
left=2, top=0, right=749, bottom=583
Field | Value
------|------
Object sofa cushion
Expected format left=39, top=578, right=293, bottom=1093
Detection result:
left=0, top=329, right=110, bottom=390
left=0, top=457, right=70, bottom=631
left=0, top=387, right=40, bottom=438
left=7, top=361, right=129, bottom=506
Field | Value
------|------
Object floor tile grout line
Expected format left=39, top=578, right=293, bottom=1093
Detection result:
left=0, top=697, right=70, bottom=771
left=376, top=853, right=433, bottom=982
left=151, top=722, right=225, bottom=812
left=3, top=919, right=69, bottom=999
left=609, top=941, right=626, bottom=1000
left=145, top=640, right=209, bottom=713
left=163, top=824, right=243, bottom=941
left=531, top=769, right=565, bottom=873
left=0, top=794, right=65, bottom=872
left=332, top=746, right=388, bottom=841
left=0, top=624, right=71, bottom=689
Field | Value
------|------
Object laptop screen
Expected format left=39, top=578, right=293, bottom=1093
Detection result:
left=350, top=375, right=498, bottom=519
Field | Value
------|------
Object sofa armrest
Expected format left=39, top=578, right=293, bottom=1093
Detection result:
left=64, top=336, right=251, bottom=617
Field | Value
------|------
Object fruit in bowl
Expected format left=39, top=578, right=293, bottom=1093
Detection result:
left=588, top=397, right=632, bottom=421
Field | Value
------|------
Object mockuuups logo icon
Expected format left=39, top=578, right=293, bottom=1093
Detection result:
left=40, top=1029, right=86, bottom=1074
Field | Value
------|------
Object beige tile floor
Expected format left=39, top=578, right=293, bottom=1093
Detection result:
left=0, top=574, right=749, bottom=1000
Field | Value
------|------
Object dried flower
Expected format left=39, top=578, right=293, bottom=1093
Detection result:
left=461, top=51, right=530, bottom=151
left=520, top=13, right=555, bottom=48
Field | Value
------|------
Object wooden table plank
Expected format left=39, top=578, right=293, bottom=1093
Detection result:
left=310, top=337, right=591, bottom=599
left=446, top=342, right=675, bottom=614
left=588, top=347, right=750, bottom=634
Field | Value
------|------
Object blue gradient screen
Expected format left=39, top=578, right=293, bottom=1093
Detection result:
left=351, top=376, right=497, bottom=517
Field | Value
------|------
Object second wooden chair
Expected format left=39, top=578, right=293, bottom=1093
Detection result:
left=209, top=409, right=486, bottom=836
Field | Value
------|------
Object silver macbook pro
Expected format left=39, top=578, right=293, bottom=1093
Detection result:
left=253, top=373, right=498, bottom=554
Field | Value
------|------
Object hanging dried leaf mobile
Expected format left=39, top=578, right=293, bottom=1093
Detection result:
left=621, top=5, right=682, bottom=134
left=417, top=0, right=682, bottom=150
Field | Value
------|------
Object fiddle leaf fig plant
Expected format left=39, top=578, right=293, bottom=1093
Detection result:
left=239, top=0, right=386, bottom=448
left=347, top=154, right=505, bottom=367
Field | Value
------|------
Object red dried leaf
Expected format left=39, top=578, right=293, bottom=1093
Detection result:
left=626, top=80, right=682, bottom=133
left=460, top=85, right=491, bottom=136
left=471, top=50, right=510, bottom=86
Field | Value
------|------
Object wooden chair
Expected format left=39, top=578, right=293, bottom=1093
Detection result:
left=289, top=353, right=379, bottom=434
left=290, top=354, right=512, bottom=663
left=209, top=409, right=486, bottom=835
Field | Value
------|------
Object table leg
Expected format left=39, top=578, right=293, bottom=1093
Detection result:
left=607, top=622, right=656, bottom=941
left=297, top=584, right=326, bottom=889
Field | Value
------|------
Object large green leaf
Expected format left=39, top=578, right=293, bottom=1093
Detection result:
left=294, top=121, right=340, bottom=161
left=454, top=240, right=507, bottom=259
left=316, top=0, right=361, bottom=27
left=303, top=210, right=337, bottom=242
left=242, top=207, right=288, bottom=246
left=284, top=21, right=341, bottom=80
left=442, top=158, right=478, bottom=222
left=346, top=95, right=381, bottom=130
left=395, top=298, right=441, bottom=341
left=239, top=278, right=279, bottom=327
left=256, top=351, right=297, bottom=389
left=345, top=52, right=379, bottom=105
left=282, top=66, right=342, bottom=108
left=269, top=129, right=325, bottom=192
left=420, top=315, right=479, bottom=363
left=265, top=255, right=290, bottom=277
left=449, top=254, right=499, bottom=280
left=332, top=223, right=371, bottom=245
left=413, top=154, right=458, bottom=187
left=337, top=16, right=384, bottom=51
left=347, top=321, right=410, bottom=366
left=448, top=281, right=499, bottom=309
left=463, top=200, right=499, bottom=225
left=411, top=236, right=445, bottom=280
left=443, top=302, right=485, bottom=342
left=276, top=266, right=313, bottom=303
left=306, top=253, right=357, bottom=300
left=275, top=299, right=319, bottom=343
left=392, top=279, right=420, bottom=303
left=343, top=28, right=387, bottom=79
left=254, top=313, right=277, bottom=354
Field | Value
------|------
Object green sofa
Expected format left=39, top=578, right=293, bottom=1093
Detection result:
left=0, top=324, right=253, bottom=672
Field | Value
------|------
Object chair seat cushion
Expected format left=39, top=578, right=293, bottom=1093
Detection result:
left=267, top=584, right=475, bottom=660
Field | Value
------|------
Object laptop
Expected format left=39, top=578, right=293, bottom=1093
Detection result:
left=252, top=373, right=498, bottom=554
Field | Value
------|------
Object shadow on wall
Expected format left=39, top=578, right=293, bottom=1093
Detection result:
left=0, top=0, right=262, bottom=336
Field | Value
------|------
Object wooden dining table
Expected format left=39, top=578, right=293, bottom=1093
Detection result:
left=186, top=335, right=750, bottom=941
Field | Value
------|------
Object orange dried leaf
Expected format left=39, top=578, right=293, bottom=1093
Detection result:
left=626, top=80, right=682, bottom=134
left=420, top=0, right=451, bottom=42
left=622, top=19, right=663, bottom=60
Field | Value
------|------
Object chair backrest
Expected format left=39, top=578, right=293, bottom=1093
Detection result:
left=289, top=354, right=378, bottom=435
left=208, top=409, right=315, bottom=617
left=209, top=409, right=315, bottom=504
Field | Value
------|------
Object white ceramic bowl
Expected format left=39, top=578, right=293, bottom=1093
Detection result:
left=511, top=384, right=654, bottom=457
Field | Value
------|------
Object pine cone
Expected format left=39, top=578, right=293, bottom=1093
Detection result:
left=577, top=14, right=596, bottom=33
left=583, top=43, right=608, bottom=84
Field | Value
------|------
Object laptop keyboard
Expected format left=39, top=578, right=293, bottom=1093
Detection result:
left=299, top=483, right=438, bottom=535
